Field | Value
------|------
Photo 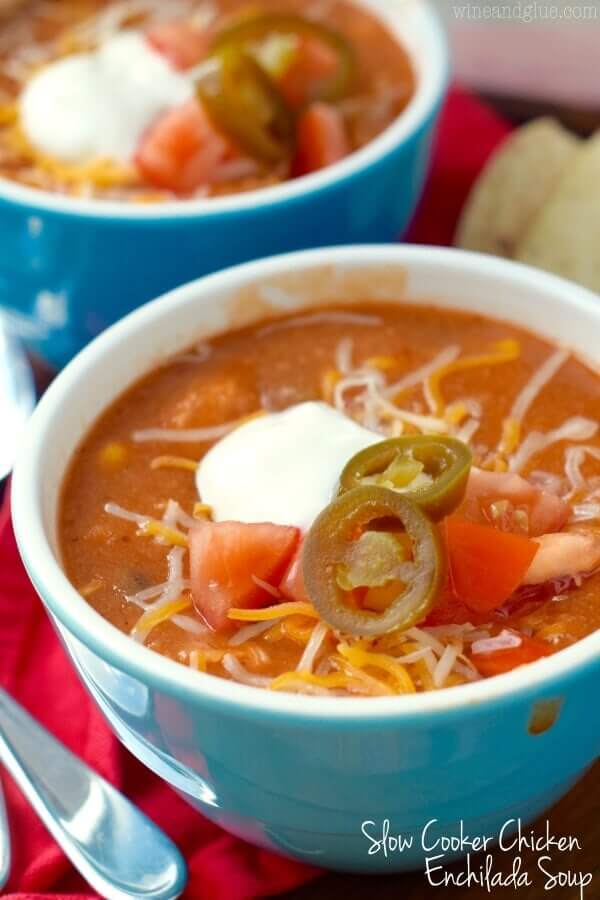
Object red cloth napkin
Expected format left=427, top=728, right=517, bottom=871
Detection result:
left=0, top=87, right=511, bottom=900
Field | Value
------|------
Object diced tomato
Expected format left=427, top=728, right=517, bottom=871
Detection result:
left=190, top=521, right=300, bottom=631
left=293, top=102, right=350, bottom=175
left=470, top=632, right=553, bottom=677
left=146, top=22, right=210, bottom=70
left=443, top=516, right=540, bottom=614
left=136, top=100, right=231, bottom=194
left=279, top=36, right=338, bottom=109
left=460, top=468, right=570, bottom=537
left=279, top=541, right=309, bottom=603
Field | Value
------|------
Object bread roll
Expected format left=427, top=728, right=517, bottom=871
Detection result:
left=516, top=133, right=600, bottom=294
left=456, top=118, right=580, bottom=259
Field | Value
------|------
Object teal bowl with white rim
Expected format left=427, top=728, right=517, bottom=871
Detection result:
left=11, top=245, right=600, bottom=872
left=0, top=0, right=447, bottom=370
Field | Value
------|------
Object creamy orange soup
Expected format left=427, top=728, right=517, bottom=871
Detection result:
left=60, top=303, right=600, bottom=696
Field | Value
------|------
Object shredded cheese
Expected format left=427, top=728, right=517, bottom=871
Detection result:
left=131, top=595, right=192, bottom=641
left=444, top=401, right=469, bottom=426
left=193, top=502, right=213, bottom=519
left=433, top=644, right=459, bottom=688
left=335, top=336, right=355, bottom=374
left=509, top=417, right=598, bottom=473
left=251, top=575, right=282, bottom=599
left=365, top=355, right=398, bottom=372
left=328, top=343, right=468, bottom=437
left=510, top=348, right=569, bottom=423
left=296, top=621, right=329, bottom=673
left=499, top=349, right=570, bottom=457
left=499, top=417, right=521, bottom=456
left=133, top=422, right=238, bottom=443
left=321, top=368, right=341, bottom=403
left=105, top=502, right=149, bottom=526
left=164, top=500, right=198, bottom=530
left=571, top=502, right=600, bottom=523
left=138, top=520, right=189, bottom=547
left=128, top=580, right=175, bottom=608
left=374, top=392, right=449, bottom=434
left=151, top=455, right=198, bottom=472
left=236, top=643, right=270, bottom=668
left=281, top=616, right=315, bottom=645
left=270, top=671, right=353, bottom=693
left=190, top=647, right=226, bottom=672
left=333, top=658, right=394, bottom=695
left=171, top=614, right=208, bottom=637
left=222, top=654, right=271, bottom=687
left=258, top=311, right=382, bottom=338
left=189, top=649, right=202, bottom=671
left=7, top=122, right=138, bottom=186
left=134, top=411, right=266, bottom=444
left=337, top=643, right=415, bottom=693
left=79, top=577, right=103, bottom=598
left=229, top=620, right=275, bottom=647
left=235, top=410, right=267, bottom=428
left=413, top=654, right=436, bottom=691
left=333, top=370, right=384, bottom=413
left=426, top=340, right=520, bottom=416
left=385, top=346, right=460, bottom=404
left=564, top=444, right=600, bottom=495
left=405, top=627, right=446, bottom=655
left=455, top=418, right=480, bottom=445
left=227, top=602, right=319, bottom=622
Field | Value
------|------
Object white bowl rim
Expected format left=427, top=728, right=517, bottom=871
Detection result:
left=0, top=0, right=447, bottom=221
left=12, top=244, right=600, bottom=722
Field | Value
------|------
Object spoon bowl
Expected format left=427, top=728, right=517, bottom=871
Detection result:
left=0, top=687, right=187, bottom=900
left=0, top=778, right=10, bottom=891
left=0, top=322, right=35, bottom=482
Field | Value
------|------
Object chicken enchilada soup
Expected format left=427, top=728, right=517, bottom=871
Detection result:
left=60, top=303, right=600, bottom=696
left=0, top=0, right=415, bottom=200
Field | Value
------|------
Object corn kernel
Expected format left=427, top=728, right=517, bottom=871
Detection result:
left=99, top=442, right=127, bottom=468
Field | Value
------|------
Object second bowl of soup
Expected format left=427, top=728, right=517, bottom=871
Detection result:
left=13, top=245, right=600, bottom=873
left=0, top=0, right=446, bottom=367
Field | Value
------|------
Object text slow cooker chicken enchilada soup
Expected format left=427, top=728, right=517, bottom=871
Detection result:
left=59, top=302, right=600, bottom=696
left=0, top=0, right=414, bottom=200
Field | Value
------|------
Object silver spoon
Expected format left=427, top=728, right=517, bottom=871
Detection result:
left=0, top=320, right=36, bottom=482
left=0, top=687, right=187, bottom=900
left=0, top=317, right=37, bottom=887
left=0, top=774, right=9, bottom=891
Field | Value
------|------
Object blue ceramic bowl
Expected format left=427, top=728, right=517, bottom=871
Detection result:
left=12, top=246, right=600, bottom=874
left=0, top=0, right=446, bottom=370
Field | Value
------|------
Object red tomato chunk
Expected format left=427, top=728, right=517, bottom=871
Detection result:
left=190, top=521, right=300, bottom=631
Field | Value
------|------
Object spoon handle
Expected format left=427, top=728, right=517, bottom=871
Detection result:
left=0, top=687, right=187, bottom=900
left=0, top=777, right=10, bottom=890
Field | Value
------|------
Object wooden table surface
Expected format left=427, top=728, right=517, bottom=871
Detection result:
left=281, top=762, right=599, bottom=900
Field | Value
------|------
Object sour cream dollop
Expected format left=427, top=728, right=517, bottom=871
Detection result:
left=19, top=31, right=192, bottom=164
left=196, top=402, right=381, bottom=531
